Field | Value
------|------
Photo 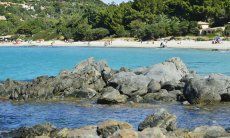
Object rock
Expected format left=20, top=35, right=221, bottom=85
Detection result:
left=109, top=72, right=150, bottom=97
left=138, top=109, right=177, bottom=131
left=67, top=125, right=99, bottom=138
left=143, top=89, right=179, bottom=103
left=74, top=88, right=97, bottom=99
left=182, top=101, right=190, bottom=105
left=140, top=58, right=189, bottom=84
left=97, top=120, right=133, bottom=138
left=110, top=129, right=138, bottom=138
left=2, top=123, right=56, bottom=138
left=183, top=74, right=230, bottom=104
left=191, top=125, right=228, bottom=138
left=97, top=87, right=128, bottom=104
left=25, top=76, right=57, bottom=99
left=129, top=95, right=143, bottom=103
left=138, top=127, right=166, bottom=138
left=0, top=79, right=29, bottom=100
left=56, top=128, right=69, bottom=137
left=119, top=67, right=130, bottom=72
left=161, top=81, right=181, bottom=91
left=69, top=58, right=110, bottom=92
left=147, top=80, right=161, bottom=93
left=221, top=93, right=230, bottom=102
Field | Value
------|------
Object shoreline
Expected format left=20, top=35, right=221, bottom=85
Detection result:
left=0, top=39, right=230, bottom=50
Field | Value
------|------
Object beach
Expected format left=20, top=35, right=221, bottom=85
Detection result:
left=0, top=38, right=230, bottom=50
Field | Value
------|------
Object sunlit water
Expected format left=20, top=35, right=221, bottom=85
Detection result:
left=0, top=47, right=230, bottom=80
left=0, top=47, right=230, bottom=131
left=0, top=101, right=229, bottom=131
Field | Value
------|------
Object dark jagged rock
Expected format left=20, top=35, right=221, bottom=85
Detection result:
left=138, top=109, right=177, bottom=131
left=1, top=123, right=56, bottom=138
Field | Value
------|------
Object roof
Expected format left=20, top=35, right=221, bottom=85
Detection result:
left=198, top=21, right=209, bottom=25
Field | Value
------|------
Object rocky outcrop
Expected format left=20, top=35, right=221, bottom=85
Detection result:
left=1, top=57, right=230, bottom=106
left=3, top=110, right=229, bottom=138
left=183, top=74, right=230, bottom=104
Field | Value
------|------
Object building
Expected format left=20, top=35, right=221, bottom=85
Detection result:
left=198, top=21, right=210, bottom=29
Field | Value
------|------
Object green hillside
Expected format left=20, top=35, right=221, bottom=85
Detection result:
left=0, top=0, right=229, bottom=41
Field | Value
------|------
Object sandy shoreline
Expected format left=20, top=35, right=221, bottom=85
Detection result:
left=0, top=39, right=230, bottom=50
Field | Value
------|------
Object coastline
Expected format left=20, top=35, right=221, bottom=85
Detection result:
left=0, top=38, right=230, bottom=50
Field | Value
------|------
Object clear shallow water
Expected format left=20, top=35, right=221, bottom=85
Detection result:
left=0, top=47, right=230, bottom=132
left=0, top=47, right=230, bottom=80
left=0, top=101, right=229, bottom=131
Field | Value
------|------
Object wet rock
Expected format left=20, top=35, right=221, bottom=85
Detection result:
left=138, top=109, right=177, bottom=131
left=2, top=123, right=56, bottom=138
left=161, top=81, right=181, bottom=91
left=0, top=79, right=28, bottom=100
left=129, top=95, right=143, bottom=103
left=97, top=87, right=128, bottom=104
left=119, top=67, right=130, bottom=72
left=109, top=72, right=150, bottom=97
left=74, top=88, right=97, bottom=99
left=97, top=120, right=132, bottom=138
left=183, top=74, right=230, bottom=104
left=25, top=76, right=57, bottom=99
left=138, top=127, right=166, bottom=138
left=221, top=93, right=230, bottom=102
left=147, top=80, right=161, bottom=93
left=143, top=89, right=179, bottom=103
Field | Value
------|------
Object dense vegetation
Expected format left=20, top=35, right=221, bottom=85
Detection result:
left=0, top=0, right=229, bottom=41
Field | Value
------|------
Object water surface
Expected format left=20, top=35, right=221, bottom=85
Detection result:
left=0, top=47, right=230, bottom=132
left=0, top=101, right=229, bottom=131
left=0, top=47, right=230, bottom=80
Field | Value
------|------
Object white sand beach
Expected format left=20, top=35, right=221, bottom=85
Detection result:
left=0, top=38, right=230, bottom=50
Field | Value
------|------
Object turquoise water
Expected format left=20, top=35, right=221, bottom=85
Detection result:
left=0, top=47, right=230, bottom=80
left=0, top=47, right=230, bottom=132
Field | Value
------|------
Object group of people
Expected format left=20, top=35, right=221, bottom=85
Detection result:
left=212, top=36, right=222, bottom=44
left=104, top=40, right=113, bottom=46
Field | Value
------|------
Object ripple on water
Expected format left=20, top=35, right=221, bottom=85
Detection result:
left=0, top=101, right=229, bottom=131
